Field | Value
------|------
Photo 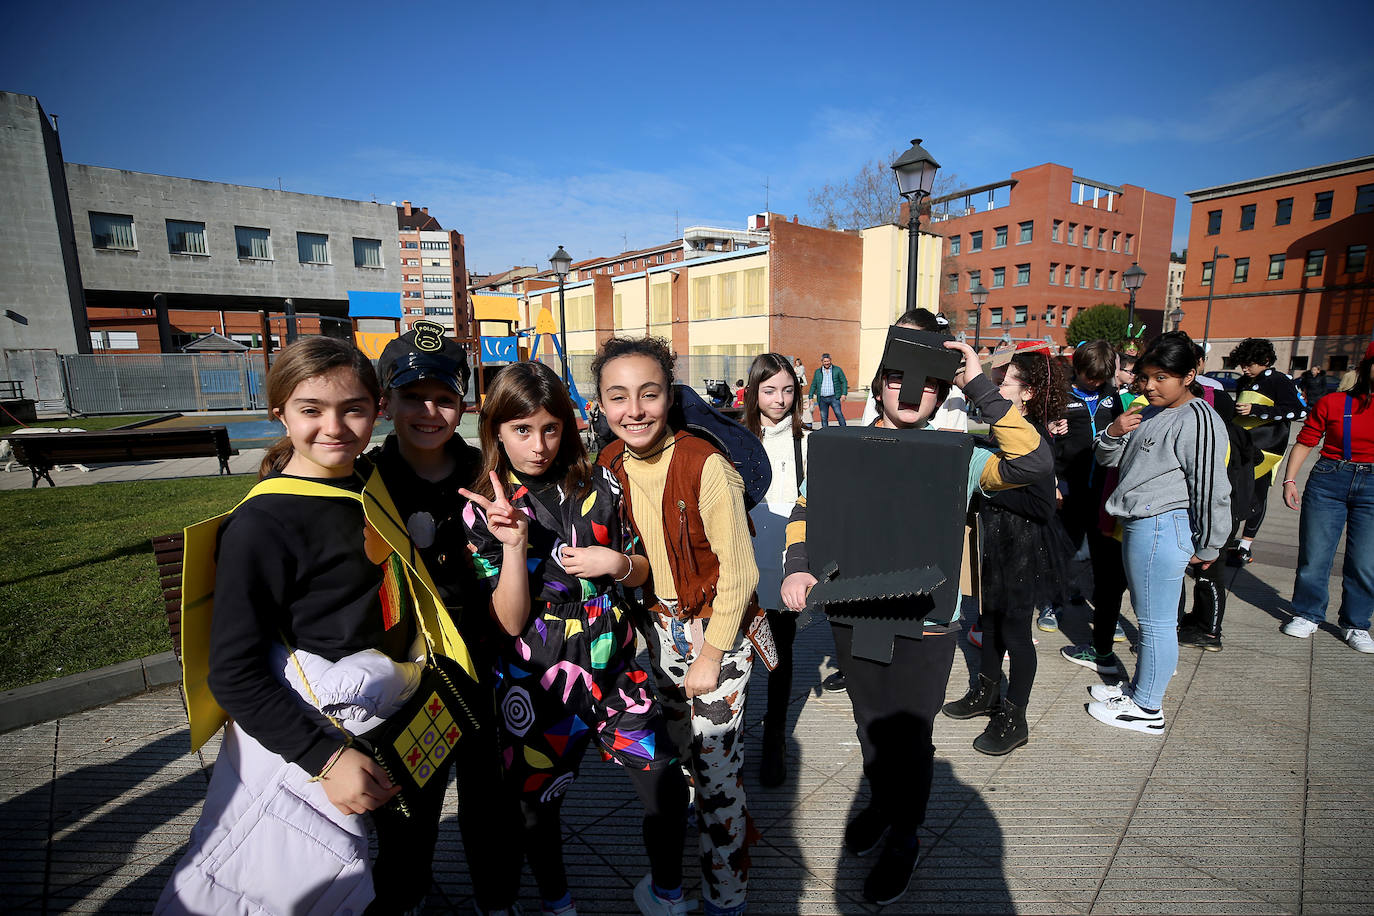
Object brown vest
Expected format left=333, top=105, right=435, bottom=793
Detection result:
left=599, top=431, right=725, bottom=619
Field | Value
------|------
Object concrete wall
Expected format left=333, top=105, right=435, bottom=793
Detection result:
left=0, top=92, right=87, bottom=356
left=66, top=165, right=400, bottom=300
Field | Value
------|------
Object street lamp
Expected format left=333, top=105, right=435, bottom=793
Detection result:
left=549, top=245, right=572, bottom=387
left=891, top=139, right=940, bottom=312
left=1122, top=262, right=1146, bottom=333
left=1168, top=306, right=1185, bottom=331
left=1201, top=245, right=1229, bottom=361
left=970, top=281, right=989, bottom=352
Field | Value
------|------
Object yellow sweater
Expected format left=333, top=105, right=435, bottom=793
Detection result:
left=621, top=439, right=759, bottom=652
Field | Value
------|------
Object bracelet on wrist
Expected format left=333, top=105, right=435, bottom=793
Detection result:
left=1283, top=479, right=1297, bottom=485
left=614, top=554, right=635, bottom=582
left=309, top=745, right=346, bottom=782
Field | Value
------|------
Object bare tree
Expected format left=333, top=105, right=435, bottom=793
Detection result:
left=808, top=151, right=960, bottom=230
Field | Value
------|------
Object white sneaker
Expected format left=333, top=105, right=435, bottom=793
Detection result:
left=633, top=874, right=694, bottom=916
left=1088, top=681, right=1126, bottom=702
left=1343, top=628, right=1374, bottom=654
left=1282, top=617, right=1319, bottom=638
left=1087, top=694, right=1165, bottom=736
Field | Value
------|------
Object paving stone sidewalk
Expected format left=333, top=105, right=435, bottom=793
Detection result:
left=2, top=451, right=1371, bottom=914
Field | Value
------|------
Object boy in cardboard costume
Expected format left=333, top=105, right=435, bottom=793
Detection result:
left=780, top=326, right=1053, bottom=907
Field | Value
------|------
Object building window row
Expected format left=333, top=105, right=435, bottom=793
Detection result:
left=1049, top=221, right=1131, bottom=253
left=1209, top=187, right=1373, bottom=235
left=89, top=212, right=384, bottom=268
left=420, top=240, right=450, bottom=250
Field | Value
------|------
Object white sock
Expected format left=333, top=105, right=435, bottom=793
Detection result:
left=1238, top=538, right=1253, bottom=551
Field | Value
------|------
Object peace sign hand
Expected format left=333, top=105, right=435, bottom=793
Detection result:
left=460, top=472, right=529, bottom=550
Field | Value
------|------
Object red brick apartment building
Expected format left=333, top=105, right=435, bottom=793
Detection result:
left=397, top=201, right=472, bottom=341
left=929, top=163, right=1175, bottom=347
left=1180, top=155, right=1374, bottom=372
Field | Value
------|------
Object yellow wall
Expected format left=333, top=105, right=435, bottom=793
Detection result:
left=858, top=224, right=943, bottom=395
left=686, top=253, right=768, bottom=322
left=610, top=275, right=648, bottom=335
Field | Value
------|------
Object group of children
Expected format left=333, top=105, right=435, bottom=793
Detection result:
left=157, top=314, right=1252, bottom=913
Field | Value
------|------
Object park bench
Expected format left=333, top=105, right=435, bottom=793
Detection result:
left=151, top=533, right=186, bottom=661
left=8, top=426, right=239, bottom=488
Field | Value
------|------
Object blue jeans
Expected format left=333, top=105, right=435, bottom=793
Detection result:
left=1291, top=458, right=1374, bottom=630
left=815, top=394, right=846, bottom=427
left=1121, top=509, right=1192, bottom=711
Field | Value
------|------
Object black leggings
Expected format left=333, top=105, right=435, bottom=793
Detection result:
left=1242, top=473, right=1272, bottom=540
left=763, top=608, right=798, bottom=731
left=980, top=604, right=1037, bottom=708
left=1088, top=529, right=1129, bottom=657
left=521, top=762, right=687, bottom=902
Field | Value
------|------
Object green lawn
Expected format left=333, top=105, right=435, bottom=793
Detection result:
left=1, top=415, right=162, bottom=437
left=0, top=475, right=254, bottom=691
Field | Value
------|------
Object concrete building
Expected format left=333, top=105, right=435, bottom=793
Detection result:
left=927, top=162, right=1175, bottom=348
left=1181, top=155, right=1374, bottom=372
left=397, top=201, right=472, bottom=342
left=1166, top=256, right=1186, bottom=328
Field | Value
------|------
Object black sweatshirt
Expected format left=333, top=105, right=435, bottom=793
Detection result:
left=207, top=470, right=387, bottom=776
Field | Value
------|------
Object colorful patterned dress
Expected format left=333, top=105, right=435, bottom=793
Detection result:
left=462, top=465, right=676, bottom=805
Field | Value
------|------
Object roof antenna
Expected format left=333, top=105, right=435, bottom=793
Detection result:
left=764, top=176, right=770, bottom=212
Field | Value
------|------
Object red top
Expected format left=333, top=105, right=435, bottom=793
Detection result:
left=1296, top=392, right=1374, bottom=462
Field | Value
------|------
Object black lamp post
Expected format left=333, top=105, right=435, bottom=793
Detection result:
left=1123, top=262, right=1146, bottom=333
left=1168, top=306, right=1185, bottom=331
left=1201, top=245, right=1228, bottom=362
left=970, top=281, right=989, bottom=352
left=549, top=245, right=572, bottom=386
left=890, top=139, right=940, bottom=312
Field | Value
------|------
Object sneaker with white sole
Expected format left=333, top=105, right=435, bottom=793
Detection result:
left=1087, top=694, right=1165, bottom=735
left=1036, top=607, right=1059, bottom=632
left=1060, top=643, right=1125, bottom=675
left=633, top=874, right=693, bottom=916
left=1282, top=616, right=1319, bottom=638
left=1343, top=628, right=1374, bottom=654
left=1088, top=681, right=1126, bottom=702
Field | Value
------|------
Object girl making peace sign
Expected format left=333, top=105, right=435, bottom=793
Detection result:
left=461, top=361, right=689, bottom=916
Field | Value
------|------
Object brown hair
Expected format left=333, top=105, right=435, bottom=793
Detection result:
left=743, top=352, right=804, bottom=440
left=473, top=360, right=594, bottom=501
left=1072, top=339, right=1117, bottom=384
left=260, top=336, right=380, bottom=478
left=1009, top=350, right=1069, bottom=430
left=590, top=335, right=677, bottom=395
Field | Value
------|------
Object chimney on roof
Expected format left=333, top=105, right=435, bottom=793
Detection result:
left=403, top=201, right=412, bottom=215
left=421, top=207, right=428, bottom=215
left=791, top=214, right=799, bottom=223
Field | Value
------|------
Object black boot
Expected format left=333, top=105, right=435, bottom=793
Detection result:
left=1179, top=571, right=1225, bottom=652
left=759, top=724, right=787, bottom=788
left=973, top=698, right=1028, bottom=756
left=941, top=673, right=1001, bottom=720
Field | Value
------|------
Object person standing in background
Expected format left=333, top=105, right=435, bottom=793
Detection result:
left=809, top=353, right=848, bottom=427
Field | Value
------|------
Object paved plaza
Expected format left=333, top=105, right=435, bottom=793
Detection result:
left=1, top=440, right=1371, bottom=914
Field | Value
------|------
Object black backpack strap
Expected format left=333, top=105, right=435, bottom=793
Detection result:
left=793, top=433, right=804, bottom=491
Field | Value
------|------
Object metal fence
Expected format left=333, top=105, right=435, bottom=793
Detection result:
left=62, top=353, right=267, bottom=414
left=2, top=348, right=66, bottom=412
left=553, top=353, right=766, bottom=405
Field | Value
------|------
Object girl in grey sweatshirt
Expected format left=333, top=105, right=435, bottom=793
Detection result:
left=1085, top=334, right=1231, bottom=736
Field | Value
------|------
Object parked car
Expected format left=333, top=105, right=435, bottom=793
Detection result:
left=1204, top=370, right=1241, bottom=392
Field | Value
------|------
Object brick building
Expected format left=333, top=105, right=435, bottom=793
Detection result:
left=928, top=162, right=1175, bottom=348
left=396, top=201, right=472, bottom=342
left=1180, top=155, right=1374, bottom=372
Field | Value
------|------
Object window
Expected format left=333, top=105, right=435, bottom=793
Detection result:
left=229, top=226, right=269, bottom=259
left=968, top=269, right=981, bottom=289
left=1357, top=184, right=1374, bottom=214
left=1018, top=221, right=1033, bottom=244
left=1045, top=306, right=1057, bottom=325
left=992, top=266, right=1005, bottom=288
left=949, top=235, right=961, bottom=256
left=353, top=238, right=383, bottom=268
left=1082, top=225, right=1093, bottom=248
left=1062, top=307, right=1072, bottom=327
left=1111, top=231, right=1120, bottom=252
left=1014, top=305, right=1028, bottom=325
left=1067, top=223, right=1076, bottom=244
left=167, top=219, right=207, bottom=255
left=994, top=226, right=1008, bottom=248
left=405, top=258, right=419, bottom=266
left=989, top=307, right=1003, bottom=327
left=650, top=283, right=671, bottom=326
left=1108, top=270, right=1117, bottom=290
left=420, top=240, right=449, bottom=250
left=1233, top=257, right=1249, bottom=283
left=1093, top=269, right=1102, bottom=289
left=970, top=230, right=983, bottom=252
left=90, top=212, right=136, bottom=250
left=424, top=306, right=454, bottom=316
left=1239, top=204, right=1256, bottom=231
left=403, top=273, right=418, bottom=283
left=1207, top=210, right=1222, bottom=235
left=1048, top=263, right=1059, bottom=285
left=297, top=232, right=329, bottom=264
left=613, top=293, right=624, bottom=328
left=402, top=240, right=418, bottom=249
left=1268, top=253, right=1286, bottom=279
left=1313, top=190, right=1333, bottom=220
left=1124, top=234, right=1133, bottom=254
left=421, top=274, right=447, bottom=283
left=692, top=277, right=711, bottom=319
left=1097, top=228, right=1106, bottom=249
left=1347, top=244, right=1367, bottom=273
left=1275, top=197, right=1293, bottom=225
left=965, top=309, right=979, bottom=328
left=1079, top=267, right=1088, bottom=288
left=1051, top=219, right=1062, bottom=242
left=946, top=273, right=958, bottom=294
left=1016, top=264, right=1030, bottom=285
left=1201, top=261, right=1214, bottom=284
left=404, top=290, right=422, bottom=299
left=717, top=273, right=738, bottom=317
left=744, top=268, right=767, bottom=315
left=1305, top=249, right=1325, bottom=277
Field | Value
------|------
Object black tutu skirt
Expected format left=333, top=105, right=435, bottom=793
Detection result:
left=978, top=504, right=1075, bottom=615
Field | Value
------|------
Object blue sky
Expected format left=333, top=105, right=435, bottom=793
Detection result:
left=5, top=0, right=1371, bottom=274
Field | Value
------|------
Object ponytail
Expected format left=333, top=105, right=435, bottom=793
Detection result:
left=259, top=437, right=295, bottom=479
